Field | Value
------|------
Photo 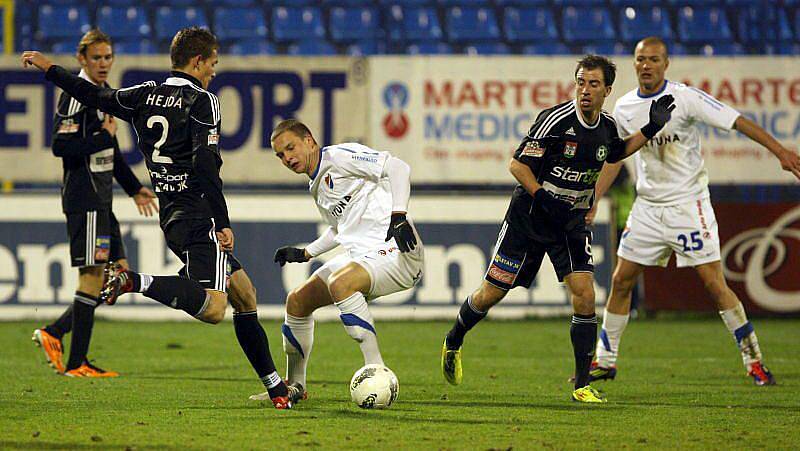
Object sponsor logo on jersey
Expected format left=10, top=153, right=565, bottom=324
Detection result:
left=487, top=252, right=521, bottom=285
left=550, top=166, right=601, bottom=184
left=57, top=120, right=79, bottom=134
left=521, top=140, right=545, bottom=158
left=328, top=195, right=353, bottom=218
left=208, top=127, right=219, bottom=146
left=324, top=173, right=334, bottom=189
left=564, top=141, right=577, bottom=158
left=596, top=145, right=608, bottom=161
left=94, top=236, right=110, bottom=262
left=565, top=126, right=576, bottom=136
left=542, top=181, right=594, bottom=209
left=382, top=82, right=410, bottom=139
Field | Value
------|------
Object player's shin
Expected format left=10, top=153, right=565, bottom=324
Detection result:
left=233, top=310, right=287, bottom=398
left=45, top=304, right=75, bottom=339
left=571, top=314, right=598, bottom=389
left=336, top=292, right=383, bottom=365
left=283, top=313, right=314, bottom=388
left=595, top=310, right=629, bottom=368
left=65, top=293, right=99, bottom=371
left=719, top=302, right=763, bottom=369
left=445, top=296, right=487, bottom=350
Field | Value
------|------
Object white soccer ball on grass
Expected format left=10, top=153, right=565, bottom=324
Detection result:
left=349, top=364, right=399, bottom=409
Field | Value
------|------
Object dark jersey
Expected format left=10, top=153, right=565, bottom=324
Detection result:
left=45, top=66, right=230, bottom=231
left=508, top=100, right=626, bottom=236
left=52, top=74, right=142, bottom=213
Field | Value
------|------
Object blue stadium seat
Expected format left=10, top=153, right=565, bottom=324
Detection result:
left=229, top=39, right=276, bottom=55
left=272, top=7, right=325, bottom=42
left=562, top=7, right=616, bottom=43
left=552, top=0, right=607, bottom=5
left=522, top=42, right=571, bottom=55
left=695, top=42, right=745, bottom=56
left=668, top=0, right=722, bottom=5
left=669, top=43, right=688, bottom=55
left=216, top=0, right=259, bottom=6
left=378, top=0, right=433, bottom=6
left=445, top=7, right=500, bottom=43
left=438, top=0, right=491, bottom=5
left=619, top=6, right=673, bottom=43
left=346, top=40, right=386, bottom=55
left=463, top=42, right=510, bottom=55
left=495, top=0, right=549, bottom=5
left=100, top=0, right=140, bottom=5
left=677, top=7, right=731, bottom=44
left=503, top=7, right=558, bottom=43
left=37, top=5, right=91, bottom=40
left=154, top=7, right=209, bottom=42
left=51, top=39, right=77, bottom=54
left=581, top=42, right=631, bottom=56
left=114, top=39, right=158, bottom=55
left=97, top=6, right=150, bottom=40
left=397, top=7, right=442, bottom=42
left=287, top=40, right=337, bottom=55
left=214, top=8, right=268, bottom=41
left=765, top=42, right=800, bottom=55
left=406, top=41, right=453, bottom=54
left=736, top=6, right=792, bottom=44
left=329, top=7, right=382, bottom=42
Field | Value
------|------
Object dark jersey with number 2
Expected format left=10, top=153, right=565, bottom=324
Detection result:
left=508, top=100, right=626, bottom=238
left=45, top=66, right=230, bottom=231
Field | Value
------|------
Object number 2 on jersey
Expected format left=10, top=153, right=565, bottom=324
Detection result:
left=147, top=115, right=172, bottom=163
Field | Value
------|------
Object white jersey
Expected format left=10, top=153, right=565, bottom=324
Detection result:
left=613, top=80, right=740, bottom=205
left=309, top=143, right=393, bottom=258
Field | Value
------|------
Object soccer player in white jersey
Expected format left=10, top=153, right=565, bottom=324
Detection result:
left=587, top=37, right=800, bottom=386
left=250, top=119, right=424, bottom=402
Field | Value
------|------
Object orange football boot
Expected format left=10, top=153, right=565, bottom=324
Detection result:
left=32, top=328, right=65, bottom=374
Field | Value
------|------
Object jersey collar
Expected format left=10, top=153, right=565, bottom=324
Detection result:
left=573, top=99, right=600, bottom=129
left=637, top=79, right=669, bottom=98
left=78, top=69, right=101, bottom=86
left=165, top=71, right=203, bottom=89
left=309, top=146, right=325, bottom=180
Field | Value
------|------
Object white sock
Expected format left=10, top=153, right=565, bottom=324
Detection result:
left=335, top=292, right=383, bottom=366
left=719, top=302, right=762, bottom=369
left=283, top=313, right=314, bottom=388
left=595, top=310, right=629, bottom=368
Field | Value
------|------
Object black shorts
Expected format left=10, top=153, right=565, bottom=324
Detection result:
left=484, top=220, right=594, bottom=289
left=66, top=210, right=126, bottom=267
left=164, top=218, right=242, bottom=292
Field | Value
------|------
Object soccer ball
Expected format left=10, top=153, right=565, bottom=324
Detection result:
left=349, top=364, right=399, bottom=409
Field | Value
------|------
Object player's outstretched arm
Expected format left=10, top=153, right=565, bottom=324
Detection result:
left=621, top=94, right=676, bottom=159
left=733, top=116, right=800, bottom=180
left=585, top=161, right=624, bottom=225
left=383, top=156, right=417, bottom=252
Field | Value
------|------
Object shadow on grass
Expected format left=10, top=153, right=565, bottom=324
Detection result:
left=614, top=400, right=800, bottom=412
left=0, top=440, right=183, bottom=451
left=132, top=375, right=254, bottom=383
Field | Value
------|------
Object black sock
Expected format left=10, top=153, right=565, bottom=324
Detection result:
left=233, top=311, right=287, bottom=398
left=143, top=276, right=208, bottom=317
left=446, top=296, right=487, bottom=350
left=45, top=304, right=75, bottom=339
left=65, top=293, right=99, bottom=371
left=571, top=314, right=598, bottom=389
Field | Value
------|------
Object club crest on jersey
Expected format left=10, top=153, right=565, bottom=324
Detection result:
left=564, top=141, right=577, bottom=158
left=324, top=173, right=334, bottom=189
left=596, top=145, right=608, bottom=161
left=521, top=140, right=545, bottom=158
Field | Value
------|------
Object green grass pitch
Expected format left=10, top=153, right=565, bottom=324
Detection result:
left=1, top=318, right=798, bottom=449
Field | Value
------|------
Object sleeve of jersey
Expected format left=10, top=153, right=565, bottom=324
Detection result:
left=612, top=103, right=632, bottom=138
left=51, top=95, right=115, bottom=158
left=686, top=86, right=740, bottom=130
left=45, top=65, right=138, bottom=122
left=190, top=93, right=230, bottom=231
left=305, top=226, right=339, bottom=257
left=332, top=146, right=389, bottom=182
left=112, top=142, right=143, bottom=196
left=513, top=110, right=553, bottom=171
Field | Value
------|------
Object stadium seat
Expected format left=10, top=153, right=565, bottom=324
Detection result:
left=322, top=0, right=376, bottom=5
left=438, top=0, right=491, bottom=6
left=463, top=42, right=510, bottom=55
left=154, top=7, right=209, bottom=42
left=619, top=6, right=673, bottom=43
left=552, top=0, right=607, bottom=5
left=271, top=7, right=325, bottom=43
left=677, top=7, right=731, bottom=44
left=736, top=6, right=792, bottom=44
left=114, top=39, right=158, bottom=55
left=329, top=7, right=382, bottom=43
left=269, top=0, right=317, bottom=5
left=406, top=41, right=453, bottom=54
left=445, top=7, right=500, bottom=43
left=668, top=0, right=722, bottom=5
left=766, top=42, right=800, bottom=55
left=37, top=5, right=91, bottom=40
left=215, top=0, right=259, bottom=6
left=287, top=40, right=337, bottom=55
left=522, top=42, right=571, bottom=55
left=229, top=39, right=276, bottom=55
left=581, top=42, right=630, bottom=56
left=495, top=0, right=549, bottom=5
left=396, top=7, right=443, bottom=42
left=562, top=7, right=616, bottom=44
left=695, top=42, right=745, bottom=56
left=51, top=39, right=77, bottom=54
left=346, top=40, right=386, bottom=55
left=503, top=7, right=558, bottom=43
left=378, top=0, right=433, bottom=6
left=97, top=6, right=150, bottom=40
left=213, top=7, right=268, bottom=42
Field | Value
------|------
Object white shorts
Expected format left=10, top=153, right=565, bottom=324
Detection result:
left=617, top=197, right=721, bottom=268
left=312, top=243, right=424, bottom=300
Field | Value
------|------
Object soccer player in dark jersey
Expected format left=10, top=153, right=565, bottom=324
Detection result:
left=22, top=27, right=298, bottom=409
left=31, top=30, right=158, bottom=378
left=440, top=55, right=675, bottom=403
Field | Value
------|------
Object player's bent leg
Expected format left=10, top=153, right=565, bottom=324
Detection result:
left=695, top=261, right=775, bottom=385
left=197, top=290, right=227, bottom=324
left=328, top=263, right=384, bottom=365
left=442, top=281, right=507, bottom=386
left=564, top=272, right=603, bottom=400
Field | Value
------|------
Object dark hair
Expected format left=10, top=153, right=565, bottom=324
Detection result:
left=170, top=27, right=218, bottom=69
left=77, top=29, right=112, bottom=56
left=575, top=54, right=617, bottom=87
left=271, top=119, right=316, bottom=144
left=637, top=36, right=669, bottom=58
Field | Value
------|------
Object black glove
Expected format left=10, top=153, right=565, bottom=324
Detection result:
left=274, top=247, right=309, bottom=266
left=385, top=213, right=417, bottom=253
left=534, top=188, right=573, bottom=228
left=640, top=94, right=676, bottom=139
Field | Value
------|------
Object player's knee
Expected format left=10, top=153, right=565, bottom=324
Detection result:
left=286, top=288, right=310, bottom=317
left=201, top=298, right=227, bottom=324
left=328, top=274, right=357, bottom=302
left=472, top=283, right=506, bottom=310
left=611, top=270, right=636, bottom=294
left=703, top=278, right=727, bottom=300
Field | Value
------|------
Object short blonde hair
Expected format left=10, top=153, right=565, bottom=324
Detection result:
left=77, top=29, right=113, bottom=56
